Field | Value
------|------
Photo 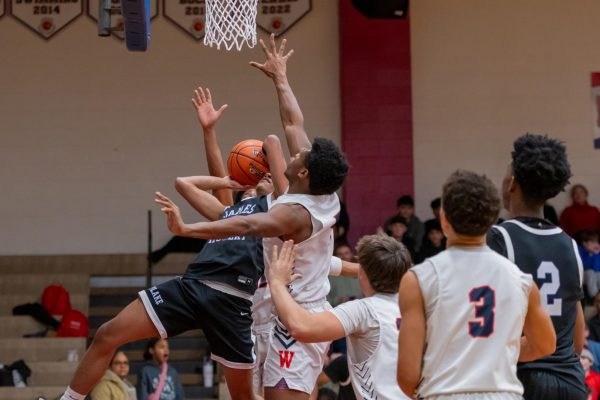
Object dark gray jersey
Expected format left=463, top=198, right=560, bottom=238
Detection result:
left=487, top=217, right=585, bottom=390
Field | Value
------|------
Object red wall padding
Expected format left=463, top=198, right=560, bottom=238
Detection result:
left=339, top=0, right=414, bottom=245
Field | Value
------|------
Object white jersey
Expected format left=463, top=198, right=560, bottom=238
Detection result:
left=331, top=294, right=411, bottom=400
left=263, top=191, right=339, bottom=303
left=412, top=246, right=532, bottom=399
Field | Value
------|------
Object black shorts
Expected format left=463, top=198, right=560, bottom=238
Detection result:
left=139, top=277, right=254, bottom=368
left=518, top=369, right=587, bottom=400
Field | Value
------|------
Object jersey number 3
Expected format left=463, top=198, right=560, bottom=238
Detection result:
left=468, top=286, right=495, bottom=338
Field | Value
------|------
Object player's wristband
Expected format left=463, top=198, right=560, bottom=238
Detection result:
left=329, top=256, right=343, bottom=276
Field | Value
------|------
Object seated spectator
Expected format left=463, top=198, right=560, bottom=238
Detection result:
left=334, top=241, right=355, bottom=262
left=317, top=354, right=356, bottom=400
left=327, top=245, right=362, bottom=313
left=581, top=348, right=600, bottom=400
left=384, top=195, right=424, bottom=252
left=423, top=197, right=441, bottom=234
left=90, top=351, right=136, bottom=400
left=383, top=217, right=416, bottom=260
left=560, top=184, right=600, bottom=239
left=334, top=201, right=351, bottom=243
left=416, top=220, right=446, bottom=263
left=137, top=338, right=184, bottom=400
left=588, top=293, right=600, bottom=342
left=580, top=230, right=600, bottom=298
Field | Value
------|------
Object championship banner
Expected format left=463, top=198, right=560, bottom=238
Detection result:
left=88, top=0, right=158, bottom=40
left=593, top=73, right=600, bottom=149
left=11, top=0, right=83, bottom=39
left=163, top=0, right=205, bottom=41
left=257, top=0, right=311, bottom=37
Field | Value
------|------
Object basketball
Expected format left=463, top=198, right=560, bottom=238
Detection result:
left=227, top=139, right=270, bottom=186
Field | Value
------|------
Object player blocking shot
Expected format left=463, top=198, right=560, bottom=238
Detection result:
left=397, top=170, right=556, bottom=400
left=488, top=133, right=587, bottom=400
left=156, top=35, right=350, bottom=400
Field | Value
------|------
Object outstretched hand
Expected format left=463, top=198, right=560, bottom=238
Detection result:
left=154, top=192, right=188, bottom=236
left=249, top=33, right=294, bottom=80
left=268, top=240, right=301, bottom=287
left=191, top=86, right=228, bottom=130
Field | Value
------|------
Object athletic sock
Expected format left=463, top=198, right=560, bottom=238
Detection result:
left=60, top=387, right=86, bottom=400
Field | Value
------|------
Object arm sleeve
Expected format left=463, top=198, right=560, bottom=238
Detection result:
left=329, top=299, right=374, bottom=335
left=329, top=256, right=342, bottom=277
left=486, top=226, right=508, bottom=257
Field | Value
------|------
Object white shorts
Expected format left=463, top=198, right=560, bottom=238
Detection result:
left=262, top=300, right=332, bottom=394
left=252, top=322, right=273, bottom=395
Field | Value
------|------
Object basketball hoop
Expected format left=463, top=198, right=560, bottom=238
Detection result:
left=204, top=0, right=258, bottom=51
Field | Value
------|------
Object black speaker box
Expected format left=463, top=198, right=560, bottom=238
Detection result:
left=352, top=0, right=409, bottom=19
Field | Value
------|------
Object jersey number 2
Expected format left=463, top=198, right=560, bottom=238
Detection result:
left=537, top=261, right=562, bottom=316
left=468, top=286, right=495, bottom=338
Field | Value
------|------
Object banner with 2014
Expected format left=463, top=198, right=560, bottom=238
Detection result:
left=2, top=0, right=312, bottom=41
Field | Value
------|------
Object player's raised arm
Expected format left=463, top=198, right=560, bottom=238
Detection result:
left=250, top=34, right=311, bottom=157
left=155, top=192, right=308, bottom=239
left=262, top=134, right=288, bottom=199
left=397, top=271, right=426, bottom=397
left=191, top=86, right=233, bottom=206
left=519, top=284, right=557, bottom=362
left=268, top=241, right=346, bottom=342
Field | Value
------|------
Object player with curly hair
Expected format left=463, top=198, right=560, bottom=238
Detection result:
left=487, top=133, right=587, bottom=400
left=397, top=170, right=556, bottom=399
left=155, top=35, right=350, bottom=400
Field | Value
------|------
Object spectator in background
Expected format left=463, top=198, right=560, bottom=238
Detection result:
left=580, top=231, right=600, bottom=298
left=581, top=348, right=600, bottom=400
left=560, top=184, right=600, bottom=239
left=328, top=243, right=362, bottom=305
left=137, top=339, right=184, bottom=400
left=384, top=195, right=424, bottom=252
left=423, top=197, right=441, bottom=232
left=416, top=220, right=446, bottom=263
left=544, top=203, right=559, bottom=225
left=317, top=354, right=356, bottom=400
left=90, top=351, right=136, bottom=400
left=588, top=293, right=600, bottom=342
left=334, top=201, right=350, bottom=243
left=383, top=216, right=416, bottom=260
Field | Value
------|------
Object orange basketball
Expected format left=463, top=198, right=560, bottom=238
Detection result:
left=227, top=139, right=270, bottom=186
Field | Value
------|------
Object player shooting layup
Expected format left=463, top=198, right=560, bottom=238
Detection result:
left=156, top=35, right=350, bottom=400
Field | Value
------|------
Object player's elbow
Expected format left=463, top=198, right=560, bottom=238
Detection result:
left=397, top=374, right=417, bottom=398
left=264, top=134, right=281, bottom=149
left=174, top=177, right=192, bottom=194
left=538, top=331, right=557, bottom=358
left=285, top=320, right=310, bottom=342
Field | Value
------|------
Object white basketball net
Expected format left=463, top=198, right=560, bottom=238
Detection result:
left=204, top=0, right=258, bottom=51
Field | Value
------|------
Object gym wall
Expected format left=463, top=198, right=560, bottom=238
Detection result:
left=0, top=1, right=340, bottom=254
left=411, top=0, right=600, bottom=220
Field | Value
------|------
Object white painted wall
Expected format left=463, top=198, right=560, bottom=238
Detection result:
left=0, top=2, right=340, bottom=254
left=411, top=0, right=600, bottom=221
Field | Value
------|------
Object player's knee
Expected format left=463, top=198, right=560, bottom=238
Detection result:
left=92, top=321, right=121, bottom=350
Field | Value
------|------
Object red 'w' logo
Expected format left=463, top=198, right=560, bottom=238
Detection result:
left=279, top=350, right=295, bottom=368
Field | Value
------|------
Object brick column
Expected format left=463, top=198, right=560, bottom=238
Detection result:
left=339, top=0, right=413, bottom=245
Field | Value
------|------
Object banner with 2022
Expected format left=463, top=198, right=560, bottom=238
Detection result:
left=3, top=0, right=311, bottom=41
